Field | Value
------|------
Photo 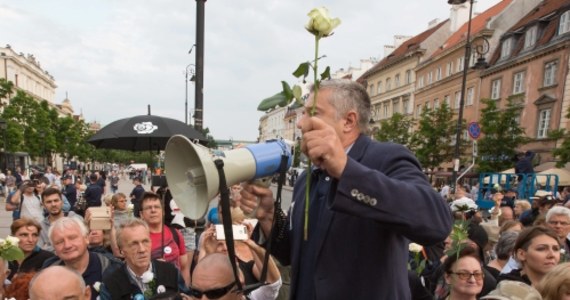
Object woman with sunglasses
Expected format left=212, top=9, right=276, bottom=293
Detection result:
left=498, top=226, right=560, bottom=287
left=441, top=245, right=485, bottom=300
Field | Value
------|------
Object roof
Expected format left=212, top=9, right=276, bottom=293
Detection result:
left=489, top=0, right=570, bottom=64
left=431, top=0, right=514, bottom=58
left=358, top=20, right=448, bottom=81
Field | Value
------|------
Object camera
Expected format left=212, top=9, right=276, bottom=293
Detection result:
left=89, top=207, right=112, bottom=230
left=214, top=224, right=248, bottom=241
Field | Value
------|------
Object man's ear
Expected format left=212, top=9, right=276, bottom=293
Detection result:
left=343, top=110, right=358, bottom=132
left=84, top=284, right=92, bottom=299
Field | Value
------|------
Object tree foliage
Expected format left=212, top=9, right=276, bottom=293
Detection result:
left=374, top=113, right=416, bottom=150
left=552, top=107, right=570, bottom=167
left=477, top=98, right=529, bottom=172
left=413, top=103, right=460, bottom=177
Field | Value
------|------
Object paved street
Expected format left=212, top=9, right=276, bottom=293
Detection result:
left=0, top=176, right=294, bottom=238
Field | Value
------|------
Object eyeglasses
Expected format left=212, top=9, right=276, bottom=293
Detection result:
left=449, top=271, right=484, bottom=281
left=189, top=281, right=236, bottom=299
left=548, top=221, right=570, bottom=226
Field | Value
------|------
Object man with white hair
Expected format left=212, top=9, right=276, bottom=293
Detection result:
left=29, top=265, right=91, bottom=300
left=545, top=206, right=570, bottom=260
left=42, top=217, right=121, bottom=300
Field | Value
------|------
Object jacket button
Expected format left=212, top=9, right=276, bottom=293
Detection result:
left=370, top=198, right=378, bottom=206
left=351, top=189, right=359, bottom=197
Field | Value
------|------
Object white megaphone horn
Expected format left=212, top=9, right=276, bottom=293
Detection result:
left=164, top=135, right=292, bottom=220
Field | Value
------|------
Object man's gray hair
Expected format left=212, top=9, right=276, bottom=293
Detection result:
left=310, top=79, right=371, bottom=134
left=495, top=231, right=519, bottom=260
left=546, top=206, right=570, bottom=222
left=48, top=216, right=89, bottom=245
left=115, top=218, right=149, bottom=249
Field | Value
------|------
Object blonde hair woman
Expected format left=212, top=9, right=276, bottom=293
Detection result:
left=536, top=262, right=570, bottom=300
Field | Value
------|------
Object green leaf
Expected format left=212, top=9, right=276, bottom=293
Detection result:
left=257, top=91, right=289, bottom=112
left=320, top=66, right=331, bottom=80
left=281, top=81, right=293, bottom=99
left=292, top=85, right=303, bottom=103
left=1, top=246, right=24, bottom=261
left=292, top=62, right=310, bottom=79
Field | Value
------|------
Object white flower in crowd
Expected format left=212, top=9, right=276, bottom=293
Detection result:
left=305, top=7, right=341, bottom=37
left=6, top=236, right=19, bottom=245
left=409, top=243, right=423, bottom=253
left=141, top=271, right=154, bottom=284
left=156, top=285, right=166, bottom=294
left=93, top=281, right=101, bottom=292
left=127, top=203, right=134, bottom=211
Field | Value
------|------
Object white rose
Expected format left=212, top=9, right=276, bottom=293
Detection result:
left=409, top=243, right=423, bottom=253
left=141, top=271, right=154, bottom=283
left=6, top=236, right=18, bottom=245
left=305, top=7, right=341, bottom=37
left=156, top=285, right=166, bottom=294
left=93, top=281, right=101, bottom=292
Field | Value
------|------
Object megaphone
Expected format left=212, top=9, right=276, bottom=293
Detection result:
left=164, top=135, right=291, bottom=220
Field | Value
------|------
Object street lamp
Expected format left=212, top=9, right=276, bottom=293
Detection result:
left=185, top=63, right=195, bottom=125
left=448, top=0, right=489, bottom=192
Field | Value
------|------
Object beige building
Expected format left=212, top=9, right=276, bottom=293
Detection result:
left=413, top=0, right=541, bottom=170
left=359, top=19, right=454, bottom=137
left=480, top=0, right=570, bottom=162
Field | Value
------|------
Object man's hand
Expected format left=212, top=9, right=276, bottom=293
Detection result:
left=240, top=183, right=275, bottom=220
left=298, top=116, right=347, bottom=178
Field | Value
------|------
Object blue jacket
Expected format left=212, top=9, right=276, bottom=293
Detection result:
left=271, top=135, right=452, bottom=299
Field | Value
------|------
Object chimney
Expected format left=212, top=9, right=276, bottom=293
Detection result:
left=449, top=1, right=475, bottom=32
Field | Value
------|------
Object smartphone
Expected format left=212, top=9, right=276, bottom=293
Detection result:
left=215, top=224, right=248, bottom=241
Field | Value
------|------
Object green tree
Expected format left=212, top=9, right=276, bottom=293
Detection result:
left=552, top=107, right=570, bottom=167
left=413, top=103, right=458, bottom=180
left=477, top=98, right=529, bottom=172
left=0, top=78, right=14, bottom=99
left=374, top=112, right=416, bottom=150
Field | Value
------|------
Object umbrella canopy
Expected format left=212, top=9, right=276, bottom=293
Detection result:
left=88, top=114, right=207, bottom=151
left=536, top=168, right=570, bottom=186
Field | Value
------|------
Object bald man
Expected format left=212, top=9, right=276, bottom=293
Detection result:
left=191, top=253, right=243, bottom=300
left=29, top=265, right=91, bottom=300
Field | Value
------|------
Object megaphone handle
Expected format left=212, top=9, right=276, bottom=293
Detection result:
left=214, top=159, right=243, bottom=291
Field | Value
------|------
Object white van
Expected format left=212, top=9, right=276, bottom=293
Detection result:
left=126, top=163, right=148, bottom=172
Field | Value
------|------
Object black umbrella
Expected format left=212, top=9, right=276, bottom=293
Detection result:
left=87, top=114, right=207, bottom=151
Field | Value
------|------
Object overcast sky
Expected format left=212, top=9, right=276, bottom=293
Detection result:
left=1, top=0, right=498, bottom=141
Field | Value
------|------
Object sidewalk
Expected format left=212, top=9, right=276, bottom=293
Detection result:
left=0, top=177, right=151, bottom=238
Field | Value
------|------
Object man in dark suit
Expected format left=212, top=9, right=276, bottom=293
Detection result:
left=241, top=79, right=453, bottom=299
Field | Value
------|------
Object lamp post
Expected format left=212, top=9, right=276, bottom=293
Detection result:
left=0, top=119, right=6, bottom=172
left=448, top=0, right=489, bottom=192
left=185, top=63, right=195, bottom=125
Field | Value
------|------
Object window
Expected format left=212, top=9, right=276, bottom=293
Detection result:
left=436, top=67, right=442, bottom=81
left=393, top=100, right=400, bottom=114
left=537, top=109, right=551, bottom=138
left=446, top=62, right=453, bottom=76
left=491, top=79, right=501, bottom=100
left=559, top=11, right=570, bottom=35
left=444, top=95, right=450, bottom=108
left=403, top=99, right=410, bottom=114
left=457, top=57, right=464, bottom=72
left=405, top=70, right=412, bottom=84
left=455, top=92, right=461, bottom=109
left=377, top=81, right=382, bottom=94
left=395, top=74, right=400, bottom=88
left=513, top=71, right=525, bottom=94
left=434, top=98, right=440, bottom=109
left=544, top=61, right=557, bottom=87
left=386, top=78, right=392, bottom=91
left=383, top=102, right=390, bottom=118
left=416, top=104, right=422, bottom=118
left=418, top=76, right=424, bottom=88
left=524, top=26, right=537, bottom=49
left=501, top=38, right=512, bottom=59
left=427, top=72, right=433, bottom=84
left=369, top=84, right=375, bottom=96
left=425, top=101, right=431, bottom=110
left=466, top=87, right=474, bottom=106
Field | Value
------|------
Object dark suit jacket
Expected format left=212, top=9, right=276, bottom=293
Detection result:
left=272, top=135, right=452, bottom=300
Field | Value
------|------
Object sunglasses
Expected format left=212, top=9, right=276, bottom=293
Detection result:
left=189, top=281, right=236, bottom=299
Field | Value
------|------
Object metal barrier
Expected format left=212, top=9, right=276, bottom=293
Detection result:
left=476, top=172, right=558, bottom=209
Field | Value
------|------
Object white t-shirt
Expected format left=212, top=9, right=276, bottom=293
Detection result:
left=20, top=193, right=44, bottom=223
